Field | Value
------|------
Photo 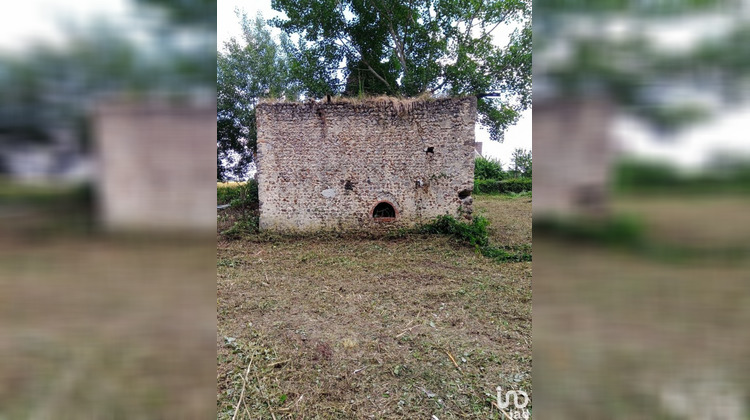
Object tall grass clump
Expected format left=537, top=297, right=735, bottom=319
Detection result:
left=420, top=214, right=531, bottom=262
left=217, top=180, right=260, bottom=238
left=217, top=180, right=258, bottom=208
left=534, top=215, right=645, bottom=247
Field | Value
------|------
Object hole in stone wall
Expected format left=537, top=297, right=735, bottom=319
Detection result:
left=344, top=180, right=354, bottom=190
left=372, top=202, right=396, bottom=219
left=425, top=146, right=434, bottom=154
left=458, top=189, right=472, bottom=199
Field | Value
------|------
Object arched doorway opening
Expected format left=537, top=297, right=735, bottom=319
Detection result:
left=372, top=201, right=397, bottom=221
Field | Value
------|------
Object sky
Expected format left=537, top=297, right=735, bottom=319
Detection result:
left=0, top=0, right=134, bottom=53
left=614, top=107, right=750, bottom=170
left=217, top=0, right=533, bottom=168
left=606, top=14, right=750, bottom=170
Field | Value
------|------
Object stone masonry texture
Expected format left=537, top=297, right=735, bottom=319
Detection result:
left=256, top=96, right=477, bottom=232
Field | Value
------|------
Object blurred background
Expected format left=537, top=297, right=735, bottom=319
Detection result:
left=533, top=0, right=750, bottom=418
left=0, top=0, right=216, bottom=418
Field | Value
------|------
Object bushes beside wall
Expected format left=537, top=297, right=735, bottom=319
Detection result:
left=473, top=156, right=531, bottom=195
left=474, top=178, right=532, bottom=194
left=419, top=214, right=531, bottom=262
left=217, top=180, right=258, bottom=207
left=474, top=156, right=506, bottom=181
left=615, top=159, right=750, bottom=195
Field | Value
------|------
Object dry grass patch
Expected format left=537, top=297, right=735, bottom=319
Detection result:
left=217, top=195, right=532, bottom=419
left=534, top=195, right=750, bottom=419
left=614, top=194, right=750, bottom=248
left=477, top=193, right=532, bottom=247
left=0, top=235, right=216, bottom=419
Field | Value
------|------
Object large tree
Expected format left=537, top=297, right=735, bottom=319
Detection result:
left=0, top=27, right=160, bottom=156
left=217, top=13, right=297, bottom=181
left=270, top=0, right=531, bottom=141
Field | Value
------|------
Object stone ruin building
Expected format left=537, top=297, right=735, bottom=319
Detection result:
left=92, top=96, right=216, bottom=232
left=255, top=96, right=477, bottom=232
left=533, top=97, right=615, bottom=218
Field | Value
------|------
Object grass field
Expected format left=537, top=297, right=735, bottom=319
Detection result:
left=534, top=194, right=750, bottom=419
left=0, top=182, right=216, bottom=419
left=216, top=194, right=532, bottom=419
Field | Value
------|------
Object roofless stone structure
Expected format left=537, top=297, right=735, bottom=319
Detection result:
left=256, top=96, right=477, bottom=232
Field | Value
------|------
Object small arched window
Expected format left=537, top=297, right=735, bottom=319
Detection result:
left=372, top=201, right=396, bottom=220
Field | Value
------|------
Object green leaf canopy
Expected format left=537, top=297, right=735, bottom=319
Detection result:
left=270, top=0, right=532, bottom=140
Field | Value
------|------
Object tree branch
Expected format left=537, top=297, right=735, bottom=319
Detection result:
left=370, top=0, right=409, bottom=75
left=429, top=76, right=448, bottom=94
left=334, top=33, right=395, bottom=94
left=361, top=57, right=396, bottom=93
left=476, top=92, right=505, bottom=98
left=404, top=0, right=414, bottom=52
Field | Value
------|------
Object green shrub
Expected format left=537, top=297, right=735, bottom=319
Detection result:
left=533, top=215, right=645, bottom=247
left=221, top=218, right=259, bottom=239
left=473, top=179, right=498, bottom=194
left=615, top=158, right=750, bottom=195
left=217, top=184, right=240, bottom=205
left=474, top=178, right=532, bottom=194
left=420, top=214, right=532, bottom=262
left=474, top=157, right=506, bottom=180
left=532, top=214, right=748, bottom=263
left=217, top=180, right=258, bottom=208
left=420, top=214, right=491, bottom=247
left=501, top=178, right=532, bottom=193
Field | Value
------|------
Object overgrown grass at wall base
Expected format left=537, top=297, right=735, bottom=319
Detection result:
left=419, top=214, right=491, bottom=247
left=474, top=178, right=531, bottom=194
left=215, top=181, right=530, bottom=264
left=0, top=180, right=93, bottom=208
left=419, top=214, right=532, bottom=262
left=217, top=181, right=260, bottom=238
left=0, top=180, right=95, bottom=234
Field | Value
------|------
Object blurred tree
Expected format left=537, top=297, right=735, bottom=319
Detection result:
left=533, top=0, right=739, bottom=134
left=131, top=0, right=216, bottom=89
left=270, top=0, right=532, bottom=141
left=0, top=30, right=147, bottom=154
left=0, top=0, right=216, bottom=164
left=134, top=0, right=216, bottom=28
left=217, top=13, right=298, bottom=181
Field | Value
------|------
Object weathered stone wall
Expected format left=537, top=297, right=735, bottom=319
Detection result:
left=533, top=98, right=614, bottom=217
left=256, top=97, right=476, bottom=232
left=92, top=97, right=216, bottom=231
